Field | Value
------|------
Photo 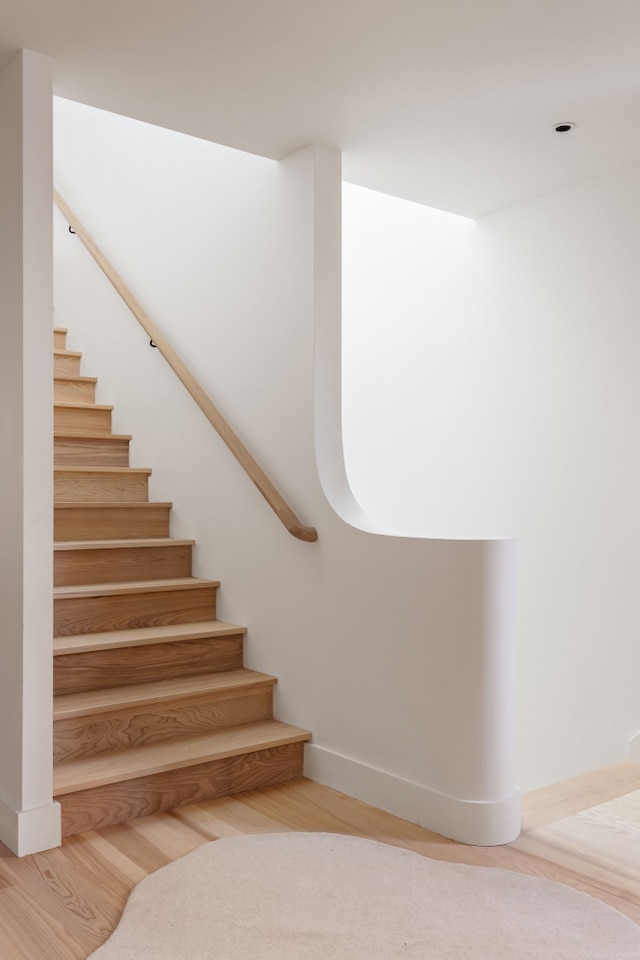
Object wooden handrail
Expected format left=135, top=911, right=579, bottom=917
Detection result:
left=54, top=190, right=318, bottom=543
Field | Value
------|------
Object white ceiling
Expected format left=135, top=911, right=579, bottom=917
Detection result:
left=2, top=0, right=640, bottom=217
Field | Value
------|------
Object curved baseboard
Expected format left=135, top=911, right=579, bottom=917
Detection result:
left=304, top=743, right=521, bottom=846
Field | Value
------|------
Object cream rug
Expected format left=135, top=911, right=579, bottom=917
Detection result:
left=89, top=832, right=640, bottom=959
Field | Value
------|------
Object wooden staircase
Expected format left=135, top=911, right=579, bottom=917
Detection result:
left=52, top=327, right=310, bottom=837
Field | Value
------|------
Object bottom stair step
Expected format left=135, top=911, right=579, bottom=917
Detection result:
left=54, top=721, right=311, bottom=837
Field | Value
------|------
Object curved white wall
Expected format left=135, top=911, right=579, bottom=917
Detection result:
left=342, top=173, right=640, bottom=791
left=53, top=100, right=519, bottom=844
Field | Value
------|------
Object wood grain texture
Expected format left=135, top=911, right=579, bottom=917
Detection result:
left=54, top=467, right=151, bottom=503
left=54, top=579, right=219, bottom=637
left=521, top=760, right=640, bottom=830
left=53, top=620, right=246, bottom=656
left=53, top=633, right=245, bottom=695
left=538, top=791, right=640, bottom=880
left=54, top=721, right=310, bottom=795
left=54, top=434, right=131, bottom=467
left=54, top=539, right=194, bottom=586
left=54, top=686, right=274, bottom=761
left=53, top=351, right=82, bottom=377
left=54, top=403, right=113, bottom=435
left=58, top=743, right=305, bottom=837
left=53, top=375, right=97, bottom=404
left=53, top=673, right=275, bottom=756
left=54, top=503, right=172, bottom=540
left=54, top=669, right=274, bottom=719
left=1, top=770, right=639, bottom=958
left=55, top=578, right=220, bottom=600
left=53, top=328, right=67, bottom=350
left=512, top=788, right=640, bottom=921
left=46, top=327, right=313, bottom=869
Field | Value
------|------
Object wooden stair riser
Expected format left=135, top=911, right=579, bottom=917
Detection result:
left=54, top=404, right=112, bottom=435
left=54, top=584, right=218, bottom=637
left=54, top=376, right=97, bottom=404
left=53, top=329, right=67, bottom=350
left=54, top=468, right=150, bottom=503
left=54, top=351, right=82, bottom=377
left=54, top=434, right=130, bottom=467
left=54, top=688, right=274, bottom=762
left=55, top=503, right=172, bottom=540
left=54, top=542, right=193, bottom=587
left=54, top=633, right=244, bottom=695
left=57, top=742, right=305, bottom=837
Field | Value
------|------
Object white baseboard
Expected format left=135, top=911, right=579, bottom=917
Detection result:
left=0, top=796, right=61, bottom=857
left=304, top=744, right=521, bottom=846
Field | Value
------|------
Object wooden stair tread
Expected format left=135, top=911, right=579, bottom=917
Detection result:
left=53, top=326, right=68, bottom=333
left=54, top=375, right=97, bottom=384
left=54, top=620, right=247, bottom=655
left=54, top=538, right=196, bottom=552
left=55, top=501, right=172, bottom=509
left=54, top=466, right=151, bottom=475
left=53, top=720, right=311, bottom=795
left=54, top=577, right=219, bottom=600
left=54, top=669, right=276, bottom=719
left=54, top=350, right=82, bottom=358
left=54, top=431, right=132, bottom=440
left=54, top=401, right=114, bottom=412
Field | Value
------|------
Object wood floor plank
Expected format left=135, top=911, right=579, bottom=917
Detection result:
left=512, top=787, right=640, bottom=923
left=64, top=832, right=149, bottom=890
left=0, top=770, right=638, bottom=959
left=173, top=793, right=298, bottom=839
left=539, top=791, right=640, bottom=877
left=0, top=838, right=137, bottom=960
left=521, top=759, right=640, bottom=829
left=110, top=812, right=207, bottom=862
left=0, top=887, right=88, bottom=960
left=89, top=822, right=177, bottom=876
left=510, top=832, right=640, bottom=922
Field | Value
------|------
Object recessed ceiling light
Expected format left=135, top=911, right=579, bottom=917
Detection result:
left=553, top=122, right=576, bottom=133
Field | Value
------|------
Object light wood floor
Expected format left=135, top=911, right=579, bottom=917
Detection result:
left=1, top=761, right=639, bottom=959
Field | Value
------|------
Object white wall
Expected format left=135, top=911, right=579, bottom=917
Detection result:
left=342, top=171, right=640, bottom=791
left=0, top=51, right=60, bottom=856
left=53, top=99, right=519, bottom=844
